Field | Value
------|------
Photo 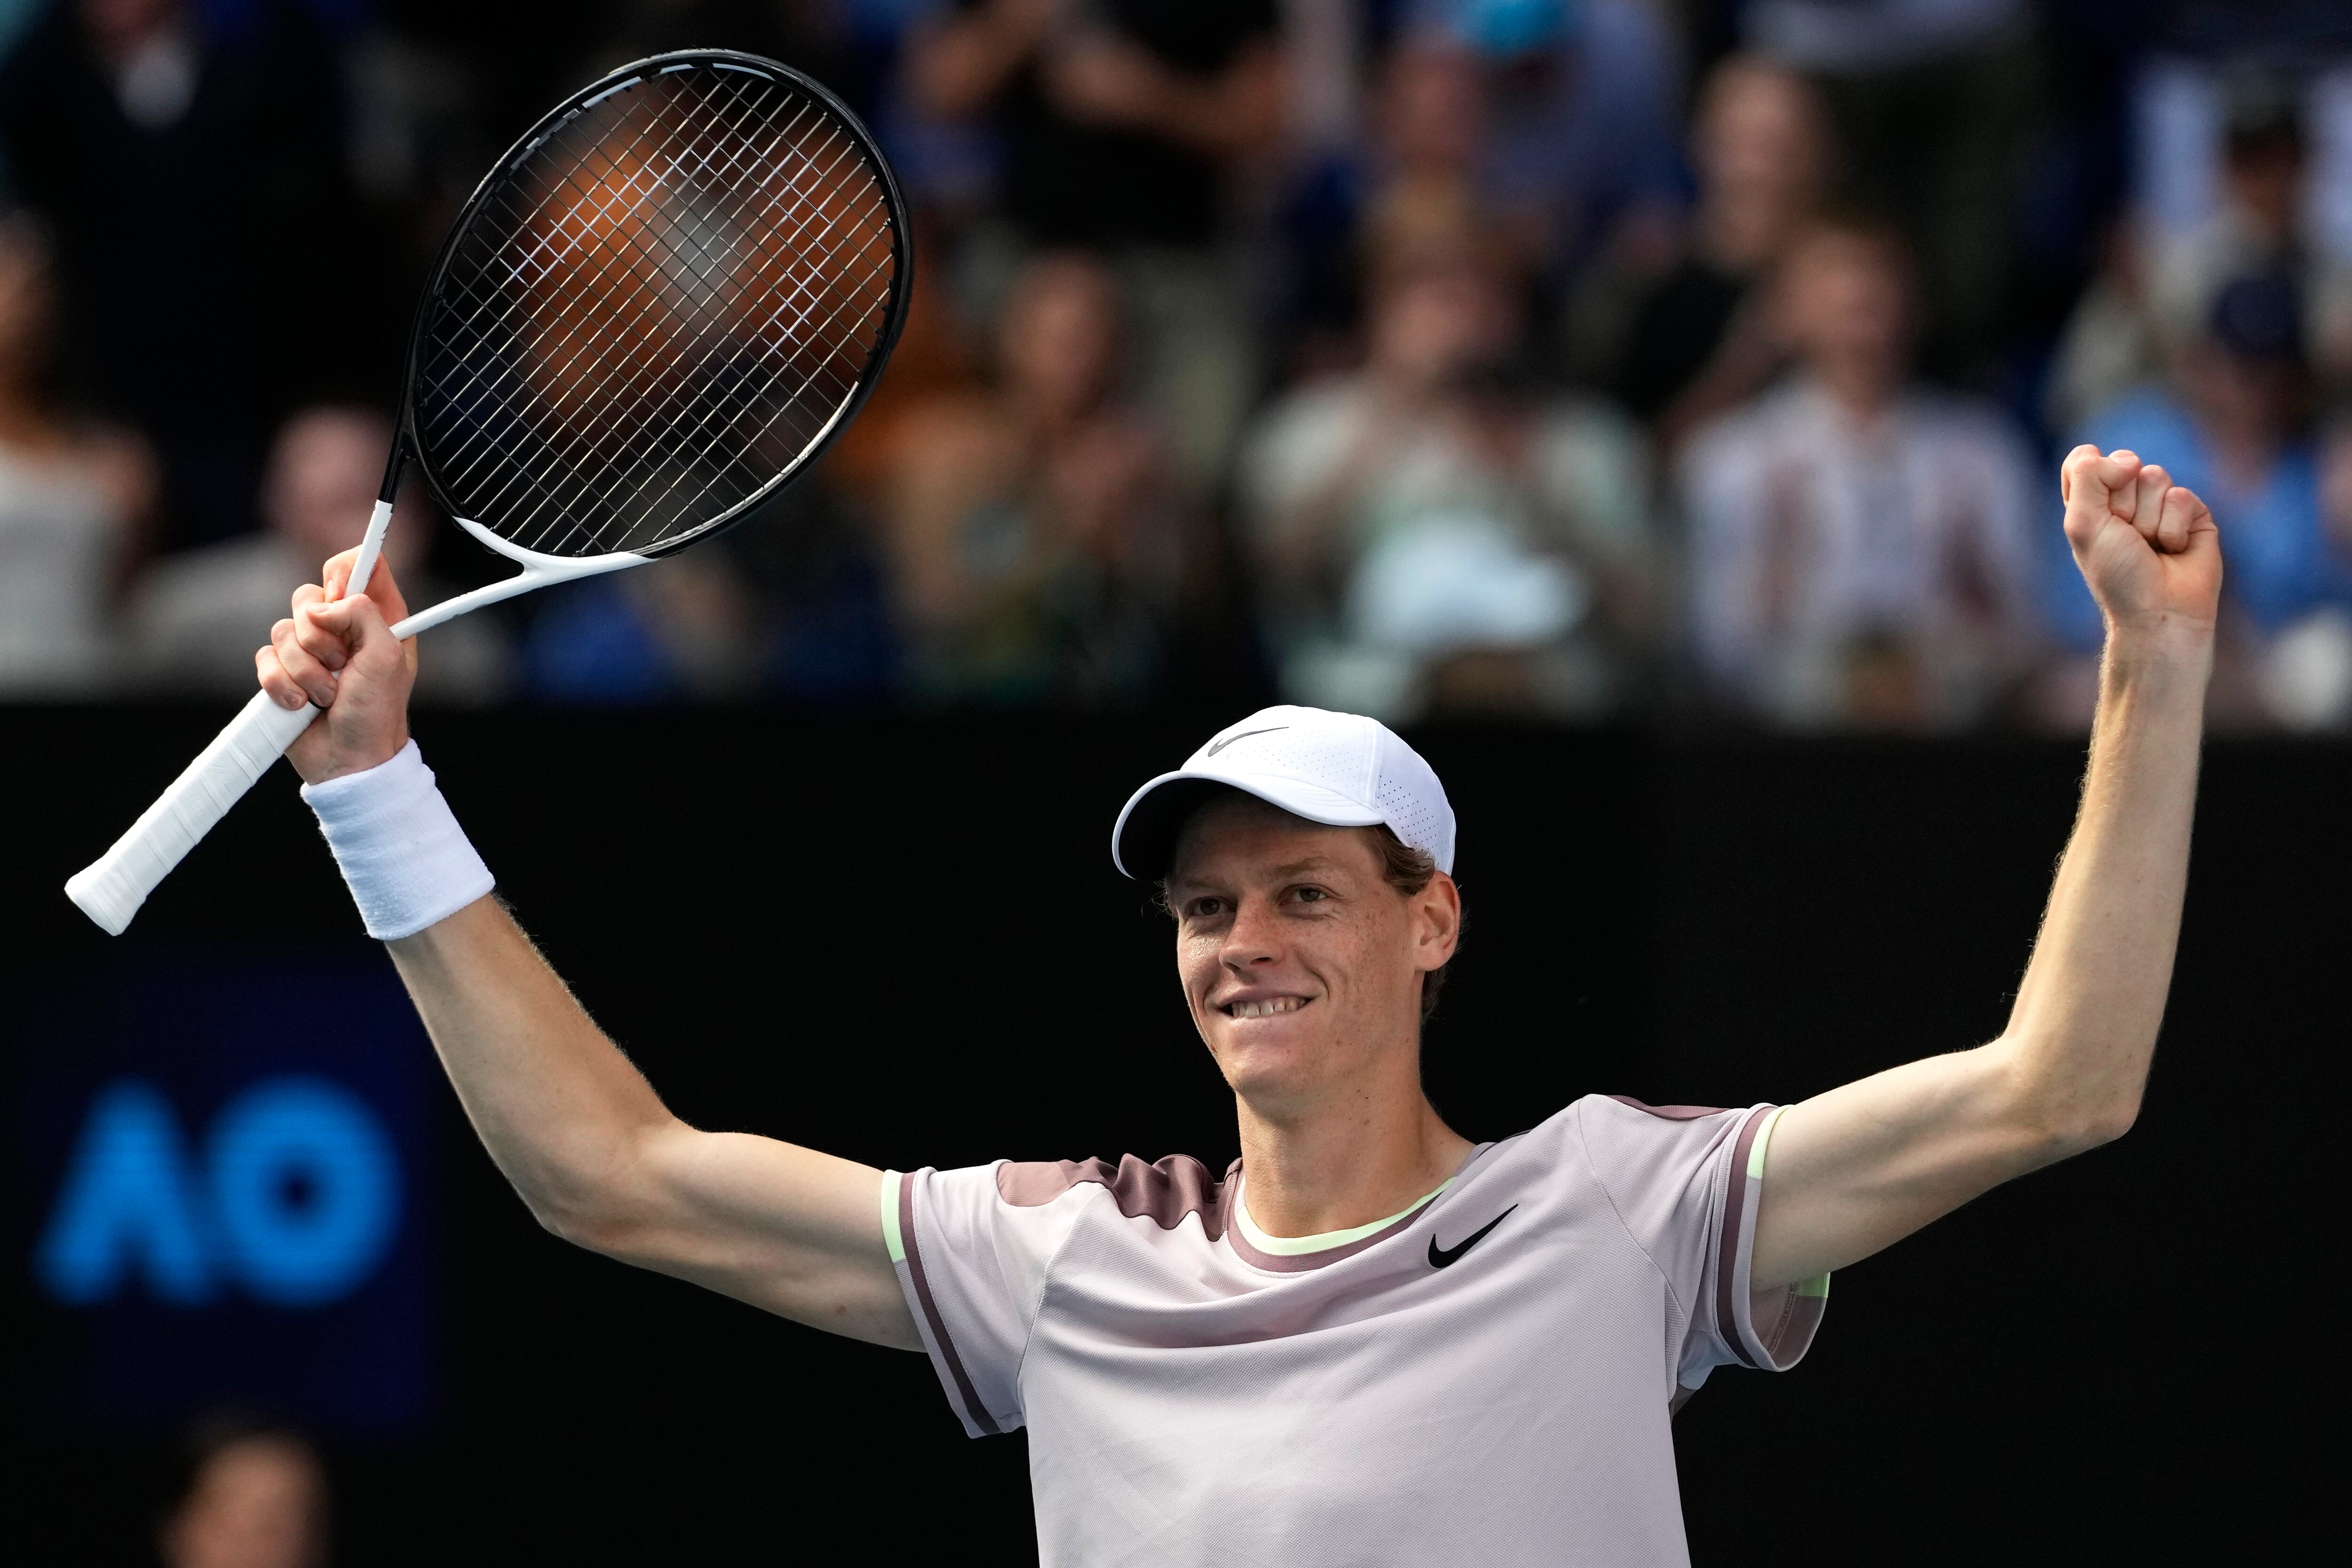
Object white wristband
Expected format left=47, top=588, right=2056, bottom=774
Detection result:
left=300, top=739, right=494, bottom=940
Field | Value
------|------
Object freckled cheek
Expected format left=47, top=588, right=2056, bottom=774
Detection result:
left=1176, top=940, right=1219, bottom=1011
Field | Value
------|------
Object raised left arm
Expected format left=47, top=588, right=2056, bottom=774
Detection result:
left=1751, top=445, right=2221, bottom=1291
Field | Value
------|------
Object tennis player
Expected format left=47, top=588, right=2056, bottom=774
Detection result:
left=260, top=445, right=2214, bottom=1564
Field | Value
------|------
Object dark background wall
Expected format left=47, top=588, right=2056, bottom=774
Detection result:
left=4, top=708, right=2338, bottom=1563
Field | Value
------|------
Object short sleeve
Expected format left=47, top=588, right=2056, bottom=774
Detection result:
left=882, top=1164, right=1088, bottom=1438
left=1573, top=1098, right=1829, bottom=1393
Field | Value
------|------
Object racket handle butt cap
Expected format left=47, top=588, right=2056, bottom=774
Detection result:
left=64, top=862, right=140, bottom=936
left=64, top=690, right=319, bottom=935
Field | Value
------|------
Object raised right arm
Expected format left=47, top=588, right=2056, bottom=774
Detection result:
left=389, top=900, right=916, bottom=1347
left=260, top=550, right=917, bottom=1350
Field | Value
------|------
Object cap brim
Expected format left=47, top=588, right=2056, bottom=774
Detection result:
left=1111, top=767, right=1384, bottom=880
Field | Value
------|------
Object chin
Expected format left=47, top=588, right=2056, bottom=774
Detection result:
left=1204, top=1019, right=1331, bottom=1099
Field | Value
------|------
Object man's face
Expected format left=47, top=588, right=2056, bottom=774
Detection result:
left=1779, top=232, right=1911, bottom=390
left=1165, top=798, right=1458, bottom=1117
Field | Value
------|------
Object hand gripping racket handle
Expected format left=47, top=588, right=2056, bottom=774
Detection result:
left=65, top=691, right=321, bottom=934
left=64, top=500, right=398, bottom=934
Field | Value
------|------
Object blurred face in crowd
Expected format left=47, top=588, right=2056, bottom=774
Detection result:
left=159, top=1436, right=326, bottom=1568
left=1777, top=226, right=1913, bottom=411
left=0, top=225, right=57, bottom=392
left=999, top=254, right=1122, bottom=429
left=1380, top=48, right=1485, bottom=175
left=80, top=0, right=181, bottom=57
left=1165, top=795, right=1455, bottom=1119
left=1692, top=58, right=1831, bottom=272
left=264, top=408, right=426, bottom=573
left=1367, top=261, right=1513, bottom=394
left=2225, top=129, right=2305, bottom=244
left=2191, top=341, right=2301, bottom=459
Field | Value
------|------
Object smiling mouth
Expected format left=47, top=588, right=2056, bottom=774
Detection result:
left=1223, top=996, right=1308, bottom=1019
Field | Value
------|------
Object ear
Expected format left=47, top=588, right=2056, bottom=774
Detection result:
left=1412, top=871, right=1462, bottom=972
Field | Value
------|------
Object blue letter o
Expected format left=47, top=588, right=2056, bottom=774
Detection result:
left=208, top=1077, right=401, bottom=1307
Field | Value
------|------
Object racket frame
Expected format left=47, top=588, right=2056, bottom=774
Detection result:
left=65, top=49, right=912, bottom=935
left=396, top=48, right=913, bottom=572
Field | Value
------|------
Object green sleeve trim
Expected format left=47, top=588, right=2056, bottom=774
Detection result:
left=1751, top=1106, right=1833, bottom=1298
left=880, top=1169, right=905, bottom=1264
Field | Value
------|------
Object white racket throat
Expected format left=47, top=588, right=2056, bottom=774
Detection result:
left=393, top=518, right=649, bottom=640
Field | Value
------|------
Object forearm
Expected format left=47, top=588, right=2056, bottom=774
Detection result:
left=1754, top=448, right=2219, bottom=1288
left=1997, top=623, right=2211, bottom=1150
left=388, top=897, right=679, bottom=1240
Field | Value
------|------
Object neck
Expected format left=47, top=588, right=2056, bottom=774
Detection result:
left=1233, top=1059, right=1472, bottom=1237
left=1813, top=360, right=1900, bottom=425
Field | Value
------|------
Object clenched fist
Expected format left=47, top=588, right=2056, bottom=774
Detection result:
left=255, top=548, right=419, bottom=784
left=2059, top=445, right=2221, bottom=644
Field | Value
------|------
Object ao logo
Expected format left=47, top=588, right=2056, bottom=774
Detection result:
left=36, top=1076, right=401, bottom=1309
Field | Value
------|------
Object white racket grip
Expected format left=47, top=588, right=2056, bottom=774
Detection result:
left=65, top=691, right=319, bottom=934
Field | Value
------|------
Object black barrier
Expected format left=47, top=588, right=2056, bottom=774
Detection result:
left=4, top=708, right=2339, bottom=1563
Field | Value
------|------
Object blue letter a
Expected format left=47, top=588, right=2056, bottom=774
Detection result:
left=34, top=1080, right=215, bottom=1305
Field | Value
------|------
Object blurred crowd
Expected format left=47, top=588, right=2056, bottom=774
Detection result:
left=4, top=0, right=2352, bottom=731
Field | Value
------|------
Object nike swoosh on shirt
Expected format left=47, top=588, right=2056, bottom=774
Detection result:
left=1204, top=726, right=1286, bottom=756
left=1428, top=1205, right=1517, bottom=1268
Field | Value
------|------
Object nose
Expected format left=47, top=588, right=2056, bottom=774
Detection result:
left=1217, top=892, right=1285, bottom=975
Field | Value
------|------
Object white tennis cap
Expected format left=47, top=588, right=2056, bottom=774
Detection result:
left=1111, top=705, right=1456, bottom=880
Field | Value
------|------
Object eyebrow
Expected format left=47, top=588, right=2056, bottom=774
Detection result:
left=1169, top=855, right=1344, bottom=895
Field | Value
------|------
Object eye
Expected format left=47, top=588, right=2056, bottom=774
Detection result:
left=1289, top=885, right=1329, bottom=904
left=1186, top=896, right=1228, bottom=919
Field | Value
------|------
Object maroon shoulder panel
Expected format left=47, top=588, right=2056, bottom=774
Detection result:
left=1606, top=1094, right=1728, bottom=1121
left=997, top=1153, right=1237, bottom=1242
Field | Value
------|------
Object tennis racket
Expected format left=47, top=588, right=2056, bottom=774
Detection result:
left=67, top=49, right=910, bottom=934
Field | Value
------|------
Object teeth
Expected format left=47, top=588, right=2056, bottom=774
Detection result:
left=1229, top=997, right=1303, bottom=1019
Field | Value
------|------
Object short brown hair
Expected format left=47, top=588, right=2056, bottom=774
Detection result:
left=1370, top=825, right=1456, bottom=1022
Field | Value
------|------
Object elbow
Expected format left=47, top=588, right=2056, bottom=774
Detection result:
left=524, top=1187, right=626, bottom=1254
left=1992, top=1037, right=2146, bottom=1164
left=512, top=1145, right=666, bottom=1259
left=2026, top=1094, right=2142, bottom=1164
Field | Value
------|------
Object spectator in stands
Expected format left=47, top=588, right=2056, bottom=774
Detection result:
left=1613, top=56, right=1833, bottom=448
left=904, top=0, right=1286, bottom=481
left=157, top=1414, right=327, bottom=1568
left=0, top=216, right=153, bottom=697
left=1739, top=0, right=2037, bottom=379
left=0, top=0, right=361, bottom=553
left=2057, top=273, right=2352, bottom=729
left=1239, top=247, right=1660, bottom=721
left=2054, top=66, right=2352, bottom=437
left=130, top=405, right=506, bottom=703
left=1269, top=39, right=1492, bottom=380
left=1681, top=216, right=2043, bottom=731
left=2147, top=78, right=2314, bottom=360
left=874, top=250, right=1184, bottom=708
left=1400, top=0, right=1682, bottom=289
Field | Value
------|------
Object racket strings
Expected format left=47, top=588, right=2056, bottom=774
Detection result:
left=414, top=62, right=899, bottom=558
left=436, top=81, right=883, bottom=550
left=505, top=104, right=887, bottom=531
left=448, top=79, right=880, bottom=537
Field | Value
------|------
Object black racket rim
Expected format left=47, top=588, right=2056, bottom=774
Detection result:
left=391, top=48, right=914, bottom=560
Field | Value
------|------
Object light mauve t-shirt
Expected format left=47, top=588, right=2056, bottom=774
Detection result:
left=884, top=1095, right=1827, bottom=1566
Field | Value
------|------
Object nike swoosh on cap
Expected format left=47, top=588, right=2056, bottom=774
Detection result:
left=1205, top=726, right=1286, bottom=757
left=1427, top=1205, right=1517, bottom=1268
